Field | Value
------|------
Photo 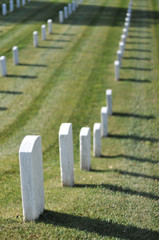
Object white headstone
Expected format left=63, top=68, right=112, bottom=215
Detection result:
left=59, top=123, right=74, bottom=187
left=22, top=0, right=26, bottom=6
left=125, top=17, right=130, bottom=24
left=119, top=41, right=124, bottom=57
left=68, top=3, right=72, bottom=15
left=72, top=1, right=76, bottom=12
left=10, top=0, right=14, bottom=12
left=80, top=127, right=91, bottom=171
left=126, top=12, right=131, bottom=18
left=19, top=135, right=45, bottom=222
left=47, top=19, right=52, bottom=34
left=75, top=0, right=79, bottom=8
left=114, top=60, right=120, bottom=81
left=2, top=4, right=7, bottom=16
left=101, top=107, right=108, bottom=137
left=106, top=89, right=112, bottom=115
left=64, top=6, right=68, bottom=19
left=123, top=28, right=128, bottom=38
left=12, top=46, right=19, bottom=65
left=0, top=56, right=7, bottom=76
left=124, top=22, right=129, bottom=31
left=117, top=50, right=122, bottom=68
left=16, top=0, right=20, bottom=8
left=41, top=25, right=46, bottom=40
left=121, top=34, right=126, bottom=44
left=93, top=123, right=101, bottom=157
left=59, top=10, right=64, bottom=23
left=33, top=31, right=38, bottom=47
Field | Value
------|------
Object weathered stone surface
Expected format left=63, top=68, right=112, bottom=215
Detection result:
left=119, top=41, right=124, bottom=57
left=16, top=0, right=20, bottom=8
left=2, top=4, right=7, bottom=16
left=10, top=0, right=14, bottom=12
left=22, top=0, right=26, bottom=6
left=80, top=127, right=91, bottom=171
left=68, top=3, right=72, bottom=15
left=12, top=46, right=19, bottom=65
left=47, top=19, right=52, bottom=34
left=19, top=135, right=45, bottom=222
left=93, top=123, right=101, bottom=157
left=101, top=107, right=108, bottom=137
left=64, top=6, right=68, bottom=19
left=59, top=11, right=64, bottom=23
left=0, top=56, right=7, bottom=76
left=59, top=123, right=74, bottom=187
left=72, top=1, right=76, bottom=11
left=114, top=60, right=119, bottom=81
left=41, top=25, right=46, bottom=40
left=117, top=50, right=122, bottom=68
left=33, top=31, right=38, bottom=47
left=106, top=89, right=112, bottom=115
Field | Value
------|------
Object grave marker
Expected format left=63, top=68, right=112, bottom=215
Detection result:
left=68, top=3, right=72, bottom=15
left=10, top=0, right=14, bottom=12
left=0, top=56, right=7, bottom=76
left=106, top=89, right=112, bottom=115
left=72, top=1, right=76, bottom=12
left=64, top=6, right=68, bottom=19
left=93, top=123, right=101, bottom=157
left=47, top=19, right=52, bottom=34
left=117, top=50, right=122, bottom=68
left=59, top=10, right=64, bottom=23
left=22, top=0, right=26, bottom=6
left=12, top=46, right=19, bottom=65
left=59, top=123, right=74, bottom=187
left=101, top=107, right=108, bottom=137
left=114, top=60, right=120, bottom=81
left=16, top=0, right=20, bottom=8
left=2, top=4, right=7, bottom=16
left=33, top=31, right=38, bottom=47
left=19, top=135, right=45, bottom=222
left=41, top=25, right=46, bottom=40
left=119, top=41, right=124, bottom=57
left=80, top=127, right=91, bottom=171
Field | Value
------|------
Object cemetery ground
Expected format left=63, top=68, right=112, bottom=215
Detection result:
left=0, top=0, right=159, bottom=239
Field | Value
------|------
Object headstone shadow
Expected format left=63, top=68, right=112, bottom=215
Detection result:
left=37, top=210, right=159, bottom=239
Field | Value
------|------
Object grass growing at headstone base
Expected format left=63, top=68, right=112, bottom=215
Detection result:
left=0, top=0, right=159, bottom=239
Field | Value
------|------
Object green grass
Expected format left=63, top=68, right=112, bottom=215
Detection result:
left=0, top=0, right=159, bottom=239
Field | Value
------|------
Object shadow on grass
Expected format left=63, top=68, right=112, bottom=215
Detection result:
left=0, top=107, right=8, bottom=111
left=121, top=67, right=152, bottom=71
left=126, top=41, right=150, bottom=45
left=101, top=154, right=158, bottom=164
left=37, top=210, right=159, bottom=239
left=112, top=170, right=159, bottom=181
left=0, top=90, right=23, bottom=94
left=75, top=183, right=159, bottom=200
left=119, top=78, right=151, bottom=83
left=109, top=134, right=159, bottom=143
left=92, top=168, right=159, bottom=181
left=123, top=56, right=151, bottom=61
left=6, top=74, right=37, bottom=79
left=0, top=2, right=158, bottom=28
left=112, top=112, right=155, bottom=119
left=128, top=35, right=152, bottom=39
left=53, top=32, right=75, bottom=36
left=19, top=63, right=47, bottom=67
left=129, top=30, right=151, bottom=34
left=125, top=48, right=151, bottom=53
left=38, top=46, right=63, bottom=49
left=53, top=39, right=71, bottom=42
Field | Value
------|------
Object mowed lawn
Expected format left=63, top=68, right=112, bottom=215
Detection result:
left=0, top=0, right=159, bottom=239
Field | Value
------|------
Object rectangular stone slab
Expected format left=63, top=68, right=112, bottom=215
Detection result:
left=19, top=135, right=45, bottom=222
